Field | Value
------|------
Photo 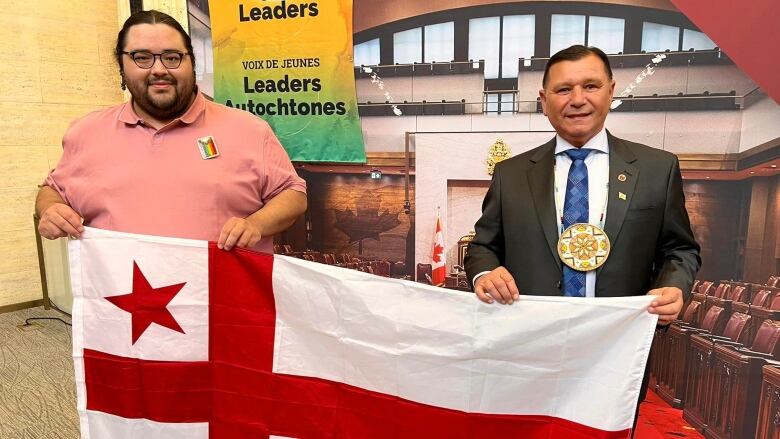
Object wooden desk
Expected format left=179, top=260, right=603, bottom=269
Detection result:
left=757, top=364, right=780, bottom=439
left=445, top=275, right=470, bottom=292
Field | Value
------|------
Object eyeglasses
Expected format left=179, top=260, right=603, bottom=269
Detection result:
left=123, top=51, right=189, bottom=69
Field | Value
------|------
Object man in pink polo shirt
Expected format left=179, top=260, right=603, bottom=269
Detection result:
left=36, top=10, right=307, bottom=253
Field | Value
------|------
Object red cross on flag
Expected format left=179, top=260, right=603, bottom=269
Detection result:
left=431, top=209, right=446, bottom=286
left=70, top=227, right=657, bottom=439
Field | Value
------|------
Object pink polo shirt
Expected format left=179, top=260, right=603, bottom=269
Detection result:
left=46, top=92, right=306, bottom=253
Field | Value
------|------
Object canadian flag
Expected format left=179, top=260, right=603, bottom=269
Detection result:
left=70, top=227, right=656, bottom=439
left=431, top=210, right=446, bottom=286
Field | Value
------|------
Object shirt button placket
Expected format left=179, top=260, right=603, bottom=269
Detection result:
left=152, top=131, right=164, bottom=147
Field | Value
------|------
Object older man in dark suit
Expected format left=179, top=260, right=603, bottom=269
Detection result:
left=465, top=45, right=700, bottom=322
left=464, top=44, right=700, bottom=434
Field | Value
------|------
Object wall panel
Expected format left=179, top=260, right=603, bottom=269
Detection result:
left=0, top=3, right=123, bottom=308
left=683, top=181, right=744, bottom=282
left=305, top=173, right=414, bottom=264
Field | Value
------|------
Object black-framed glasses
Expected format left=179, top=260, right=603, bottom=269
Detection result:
left=123, top=51, right=189, bottom=69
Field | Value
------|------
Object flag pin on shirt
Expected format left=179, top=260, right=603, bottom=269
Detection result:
left=197, top=136, right=220, bottom=159
left=619, top=192, right=627, bottom=200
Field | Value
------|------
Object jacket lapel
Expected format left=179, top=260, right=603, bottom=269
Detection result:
left=527, top=138, right=561, bottom=274
left=601, top=132, right=639, bottom=275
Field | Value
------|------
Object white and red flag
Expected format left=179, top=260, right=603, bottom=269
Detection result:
left=70, top=227, right=657, bottom=439
left=431, top=209, right=446, bottom=286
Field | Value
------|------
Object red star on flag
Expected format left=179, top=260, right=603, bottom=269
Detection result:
left=105, top=261, right=186, bottom=344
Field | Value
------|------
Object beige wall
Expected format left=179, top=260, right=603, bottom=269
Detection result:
left=0, top=1, right=124, bottom=308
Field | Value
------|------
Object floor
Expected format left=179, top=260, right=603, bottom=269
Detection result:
left=0, top=307, right=78, bottom=439
left=635, top=388, right=704, bottom=439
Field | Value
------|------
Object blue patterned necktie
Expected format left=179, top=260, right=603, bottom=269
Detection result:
left=562, top=148, right=593, bottom=297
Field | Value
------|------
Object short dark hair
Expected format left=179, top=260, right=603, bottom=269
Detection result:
left=115, top=10, right=196, bottom=71
left=542, top=45, right=612, bottom=87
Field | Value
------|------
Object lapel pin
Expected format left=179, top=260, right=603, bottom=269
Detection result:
left=618, top=174, right=627, bottom=182
left=197, top=136, right=220, bottom=159
left=618, top=192, right=627, bottom=200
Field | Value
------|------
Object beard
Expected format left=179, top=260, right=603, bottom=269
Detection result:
left=126, top=72, right=196, bottom=122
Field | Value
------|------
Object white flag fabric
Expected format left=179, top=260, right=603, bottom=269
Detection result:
left=70, top=227, right=657, bottom=438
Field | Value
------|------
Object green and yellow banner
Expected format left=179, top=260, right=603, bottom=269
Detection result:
left=210, top=0, right=366, bottom=162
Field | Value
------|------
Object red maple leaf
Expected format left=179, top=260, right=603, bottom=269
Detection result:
left=432, top=243, right=444, bottom=263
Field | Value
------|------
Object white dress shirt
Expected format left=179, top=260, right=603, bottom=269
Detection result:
left=472, top=128, right=610, bottom=298
left=554, top=128, right=610, bottom=298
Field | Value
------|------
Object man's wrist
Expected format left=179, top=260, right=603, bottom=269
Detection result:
left=245, top=214, right=265, bottom=235
left=36, top=185, right=67, bottom=217
left=36, top=200, right=60, bottom=217
left=472, top=271, right=491, bottom=287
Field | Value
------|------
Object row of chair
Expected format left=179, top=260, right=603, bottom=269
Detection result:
left=355, top=50, right=729, bottom=79
left=612, top=91, right=739, bottom=112
left=519, top=49, right=730, bottom=72
left=273, top=244, right=294, bottom=254
left=274, top=246, right=409, bottom=279
left=358, top=100, right=467, bottom=116
left=355, top=60, right=485, bottom=78
left=275, top=247, right=354, bottom=264
left=650, top=276, right=780, bottom=439
left=532, top=91, right=739, bottom=113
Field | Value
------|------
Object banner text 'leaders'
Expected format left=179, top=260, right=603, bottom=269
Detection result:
left=239, top=1, right=319, bottom=21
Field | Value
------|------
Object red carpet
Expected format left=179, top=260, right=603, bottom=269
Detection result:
left=634, top=389, right=704, bottom=439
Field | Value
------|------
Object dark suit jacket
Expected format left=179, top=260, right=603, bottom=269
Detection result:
left=465, top=132, right=701, bottom=298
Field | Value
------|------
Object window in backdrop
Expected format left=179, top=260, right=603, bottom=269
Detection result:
left=469, top=16, right=501, bottom=79
left=394, top=27, right=423, bottom=64
left=391, top=22, right=455, bottom=65
left=682, top=29, right=717, bottom=51
left=588, top=16, right=625, bottom=54
left=550, top=14, right=586, bottom=55
left=642, top=22, right=680, bottom=52
left=500, top=93, right=514, bottom=114
left=485, top=92, right=515, bottom=115
left=354, top=38, right=380, bottom=66
left=424, top=22, right=455, bottom=63
left=501, top=15, right=535, bottom=78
